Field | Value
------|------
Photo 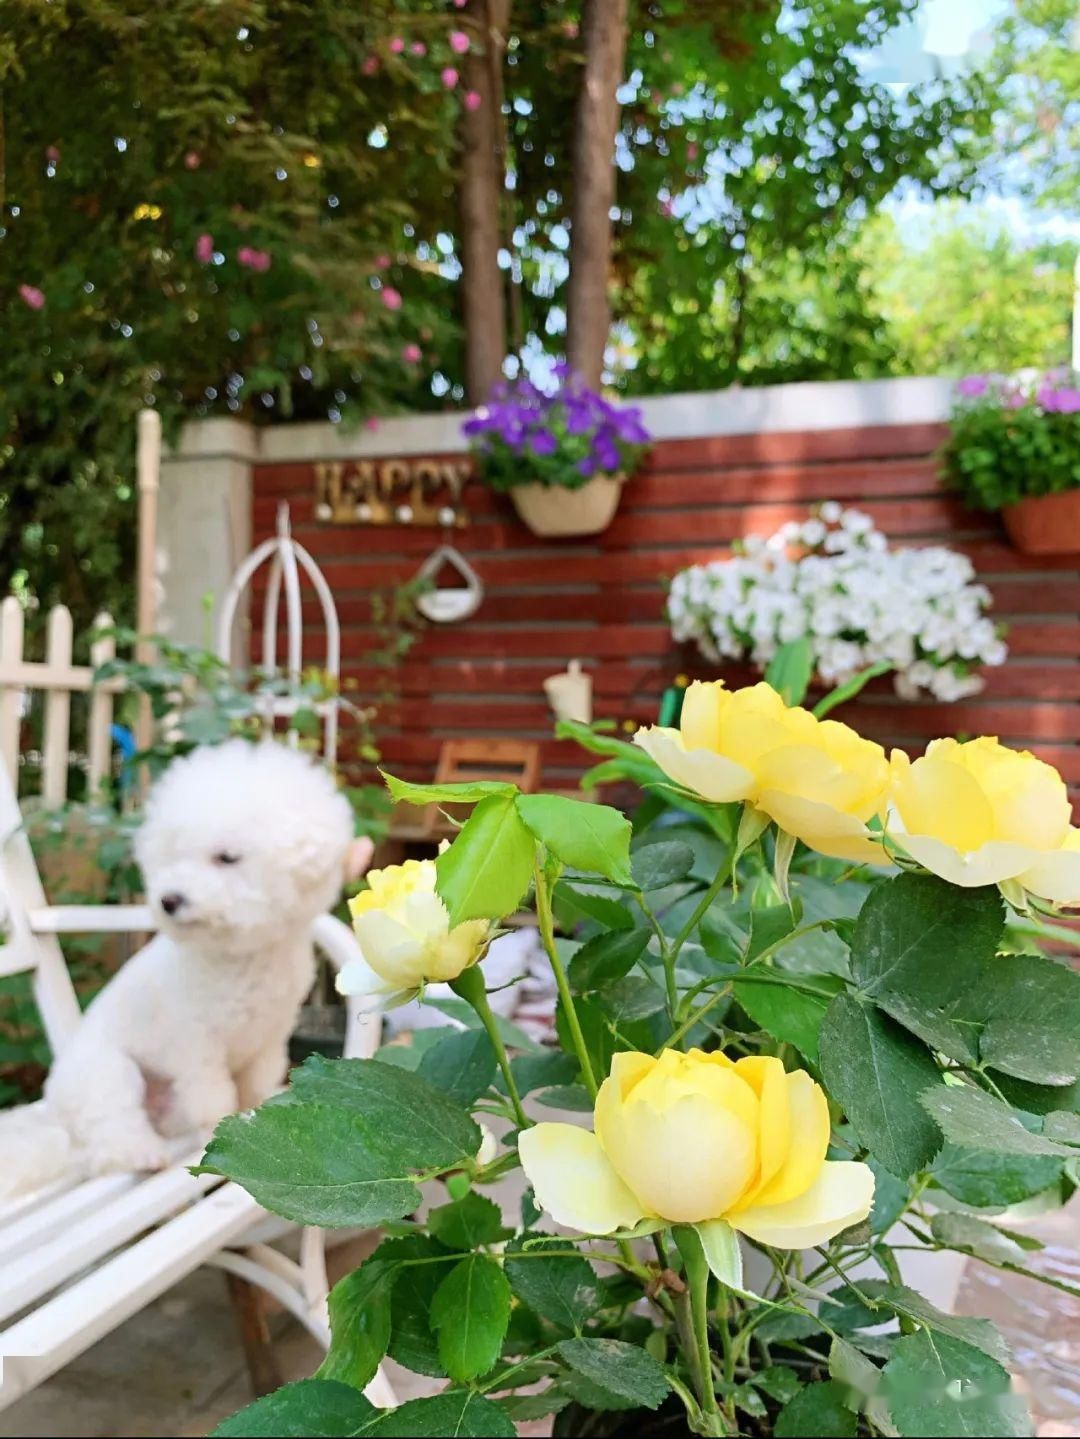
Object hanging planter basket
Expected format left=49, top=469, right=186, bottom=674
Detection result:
left=1001, top=490, right=1080, bottom=556
left=510, top=473, right=625, bottom=538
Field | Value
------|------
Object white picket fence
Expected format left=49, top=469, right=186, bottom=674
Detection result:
left=0, top=598, right=129, bottom=808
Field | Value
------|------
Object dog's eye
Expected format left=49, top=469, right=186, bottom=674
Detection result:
left=212, top=851, right=242, bottom=866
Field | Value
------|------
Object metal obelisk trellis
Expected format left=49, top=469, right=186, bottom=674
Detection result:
left=215, top=502, right=342, bottom=766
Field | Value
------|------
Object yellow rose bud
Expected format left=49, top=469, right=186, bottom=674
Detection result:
left=518, top=1049, right=874, bottom=1248
left=634, top=681, right=890, bottom=864
left=889, top=737, right=1080, bottom=903
left=336, top=857, right=490, bottom=1007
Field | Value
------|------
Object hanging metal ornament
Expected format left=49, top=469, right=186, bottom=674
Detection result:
left=413, top=544, right=484, bottom=623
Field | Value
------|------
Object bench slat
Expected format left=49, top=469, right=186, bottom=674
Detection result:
left=0, top=1155, right=212, bottom=1325
left=0, top=1182, right=263, bottom=1409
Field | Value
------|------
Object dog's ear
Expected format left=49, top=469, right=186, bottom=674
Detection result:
left=344, top=836, right=375, bottom=883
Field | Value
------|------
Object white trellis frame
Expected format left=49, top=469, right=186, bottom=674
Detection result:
left=216, top=502, right=342, bottom=766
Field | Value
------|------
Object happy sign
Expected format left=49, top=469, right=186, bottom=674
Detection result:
left=314, top=457, right=472, bottom=526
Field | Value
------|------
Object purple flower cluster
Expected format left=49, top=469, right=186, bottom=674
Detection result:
left=957, top=370, right=1080, bottom=415
left=463, top=367, right=650, bottom=482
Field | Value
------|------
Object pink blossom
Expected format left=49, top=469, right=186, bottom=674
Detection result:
left=238, top=247, right=271, bottom=272
left=45, top=145, right=61, bottom=164
left=195, top=233, right=214, bottom=264
left=18, top=284, right=45, bottom=311
left=660, top=198, right=674, bottom=218
left=441, top=66, right=459, bottom=88
left=464, top=89, right=482, bottom=111
left=449, top=29, right=470, bottom=53
left=375, top=253, right=392, bottom=270
left=686, top=142, right=698, bottom=160
left=361, top=55, right=380, bottom=76
left=453, top=0, right=466, bottom=7
left=957, top=374, right=989, bottom=398
left=562, top=20, right=579, bottom=37
left=184, top=150, right=201, bottom=170
left=411, top=41, right=427, bottom=55
left=389, top=36, right=405, bottom=53
left=403, top=342, right=422, bottom=364
left=365, top=417, right=381, bottom=431
left=381, top=286, right=403, bottom=311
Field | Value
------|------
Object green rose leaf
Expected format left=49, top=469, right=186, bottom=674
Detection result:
left=930, top=1142, right=1064, bottom=1208
left=436, top=792, right=535, bottom=924
left=883, top=1330, right=1032, bottom=1437
left=556, top=1338, right=670, bottom=1411
left=567, top=927, right=651, bottom=991
left=977, top=953, right=1080, bottom=1085
left=504, top=1236, right=601, bottom=1331
left=382, top=1235, right=454, bottom=1377
left=850, top=873, right=1003, bottom=1064
left=732, top=973, right=843, bottom=1064
left=288, top=1055, right=481, bottom=1172
left=515, top=794, right=633, bottom=885
left=197, top=1104, right=422, bottom=1227
left=360, top=1392, right=515, bottom=1438
left=554, top=881, right=636, bottom=931
left=417, top=1028, right=497, bottom=1106
left=428, top=1191, right=509, bottom=1250
left=774, top=1379, right=857, bottom=1438
left=819, top=995, right=944, bottom=1176
left=430, top=1255, right=512, bottom=1382
left=211, top=1380, right=376, bottom=1437
left=929, top=1212, right=1041, bottom=1265
left=875, top=1282, right=1010, bottom=1364
left=382, top=771, right=517, bottom=806
left=630, top=839, right=696, bottom=890
left=919, top=1084, right=1076, bottom=1158
left=316, top=1261, right=393, bottom=1391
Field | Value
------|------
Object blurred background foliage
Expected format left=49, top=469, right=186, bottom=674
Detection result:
left=0, top=0, right=1075, bottom=633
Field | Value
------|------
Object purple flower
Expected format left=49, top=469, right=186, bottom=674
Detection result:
left=1039, top=384, right=1080, bottom=415
left=577, top=455, right=597, bottom=478
left=594, top=435, right=621, bottom=472
left=528, top=430, right=557, bottom=457
left=956, top=374, right=989, bottom=398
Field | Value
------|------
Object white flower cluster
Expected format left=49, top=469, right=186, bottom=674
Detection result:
left=667, top=503, right=1007, bottom=702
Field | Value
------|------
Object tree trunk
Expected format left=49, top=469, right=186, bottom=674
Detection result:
left=566, top=0, right=629, bottom=388
left=460, top=0, right=510, bottom=404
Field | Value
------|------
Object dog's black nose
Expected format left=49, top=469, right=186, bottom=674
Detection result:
left=160, top=892, right=186, bottom=917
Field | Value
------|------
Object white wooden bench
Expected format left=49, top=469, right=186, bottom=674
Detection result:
left=0, top=766, right=395, bottom=1412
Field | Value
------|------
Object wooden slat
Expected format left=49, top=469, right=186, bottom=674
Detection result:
left=0, top=598, right=25, bottom=786
left=41, top=606, right=74, bottom=808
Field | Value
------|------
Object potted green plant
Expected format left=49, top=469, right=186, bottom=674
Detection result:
left=463, top=367, right=651, bottom=537
left=202, top=679, right=1080, bottom=1439
left=941, top=371, right=1080, bottom=555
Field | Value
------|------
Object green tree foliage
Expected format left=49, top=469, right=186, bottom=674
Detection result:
left=0, top=0, right=464, bottom=628
left=860, top=205, right=1075, bottom=378
left=980, top=0, right=1080, bottom=212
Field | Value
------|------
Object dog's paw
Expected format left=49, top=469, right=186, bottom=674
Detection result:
left=92, top=1135, right=171, bottom=1176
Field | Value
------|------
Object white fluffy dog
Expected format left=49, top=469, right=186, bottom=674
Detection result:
left=3, top=740, right=358, bottom=1194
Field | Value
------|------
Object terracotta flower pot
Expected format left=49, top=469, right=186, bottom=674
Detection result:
left=1002, top=491, right=1080, bottom=556
left=510, top=474, right=624, bottom=537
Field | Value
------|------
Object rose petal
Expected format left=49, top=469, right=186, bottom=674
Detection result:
left=518, top=1123, right=645, bottom=1234
left=633, top=726, right=754, bottom=803
left=730, top=1160, right=875, bottom=1249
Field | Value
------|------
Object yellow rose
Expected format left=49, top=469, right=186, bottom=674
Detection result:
left=634, top=681, right=890, bottom=864
left=518, top=1048, right=874, bottom=1248
left=336, top=858, right=490, bottom=1006
left=889, top=737, right=1080, bottom=904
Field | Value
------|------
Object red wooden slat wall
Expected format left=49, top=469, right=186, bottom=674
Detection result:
left=252, top=422, right=1080, bottom=805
